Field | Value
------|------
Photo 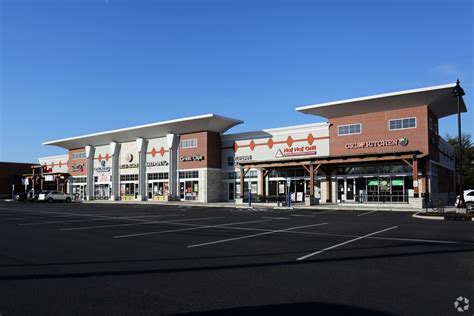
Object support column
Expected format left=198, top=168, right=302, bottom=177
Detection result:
left=85, top=145, right=95, bottom=200
left=110, top=141, right=120, bottom=201
left=326, top=174, right=331, bottom=202
left=413, top=155, right=419, bottom=197
left=309, top=164, right=314, bottom=196
left=258, top=169, right=267, bottom=197
left=167, top=134, right=179, bottom=200
left=136, top=138, right=147, bottom=201
left=239, top=167, right=245, bottom=199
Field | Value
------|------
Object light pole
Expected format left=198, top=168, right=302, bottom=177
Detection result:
left=452, top=79, right=465, bottom=208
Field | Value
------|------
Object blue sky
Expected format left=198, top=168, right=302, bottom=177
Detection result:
left=1, top=0, right=473, bottom=163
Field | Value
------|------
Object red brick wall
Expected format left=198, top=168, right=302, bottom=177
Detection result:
left=178, top=131, right=221, bottom=169
left=329, top=105, right=429, bottom=156
left=68, top=148, right=87, bottom=176
left=427, top=108, right=441, bottom=162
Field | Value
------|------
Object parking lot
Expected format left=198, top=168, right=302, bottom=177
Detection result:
left=0, top=202, right=473, bottom=315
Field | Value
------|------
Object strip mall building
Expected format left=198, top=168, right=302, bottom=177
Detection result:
left=31, top=83, right=467, bottom=208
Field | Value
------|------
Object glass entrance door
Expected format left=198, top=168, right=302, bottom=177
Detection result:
left=228, top=182, right=235, bottom=201
left=346, top=179, right=355, bottom=201
left=180, top=180, right=199, bottom=201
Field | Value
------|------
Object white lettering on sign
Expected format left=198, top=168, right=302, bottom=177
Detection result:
left=180, top=155, right=205, bottom=162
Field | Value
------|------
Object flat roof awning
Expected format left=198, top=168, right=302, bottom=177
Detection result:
left=236, top=151, right=423, bottom=169
left=43, top=114, right=243, bottom=149
left=296, top=83, right=467, bottom=119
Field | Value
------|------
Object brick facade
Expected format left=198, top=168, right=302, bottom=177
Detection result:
left=178, top=131, right=221, bottom=169
left=68, top=148, right=87, bottom=177
left=328, top=105, right=429, bottom=156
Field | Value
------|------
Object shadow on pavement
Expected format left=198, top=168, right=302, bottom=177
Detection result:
left=170, top=302, right=394, bottom=315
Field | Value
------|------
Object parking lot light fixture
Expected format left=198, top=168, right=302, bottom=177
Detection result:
left=451, top=79, right=466, bottom=208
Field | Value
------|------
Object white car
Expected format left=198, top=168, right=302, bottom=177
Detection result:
left=38, top=191, right=72, bottom=203
left=465, top=189, right=474, bottom=211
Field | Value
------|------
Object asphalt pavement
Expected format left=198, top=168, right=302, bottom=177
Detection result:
left=0, top=201, right=472, bottom=315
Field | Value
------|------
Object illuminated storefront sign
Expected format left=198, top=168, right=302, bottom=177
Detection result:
left=345, top=137, right=408, bottom=149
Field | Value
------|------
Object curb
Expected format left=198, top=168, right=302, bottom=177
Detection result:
left=412, top=212, right=444, bottom=220
left=412, top=212, right=474, bottom=221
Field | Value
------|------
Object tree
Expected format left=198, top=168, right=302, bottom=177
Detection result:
left=446, top=133, right=474, bottom=190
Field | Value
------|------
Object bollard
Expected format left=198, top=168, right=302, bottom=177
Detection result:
left=248, top=190, right=251, bottom=208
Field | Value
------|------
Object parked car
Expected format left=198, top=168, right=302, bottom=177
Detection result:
left=38, top=191, right=72, bottom=203
left=14, top=190, right=42, bottom=202
left=15, top=192, right=28, bottom=202
left=465, top=189, right=474, bottom=211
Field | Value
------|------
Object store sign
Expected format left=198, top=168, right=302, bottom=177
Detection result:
left=98, top=175, right=110, bottom=183
left=94, top=160, right=111, bottom=173
left=146, top=161, right=169, bottom=167
left=345, top=137, right=409, bottom=150
left=43, top=165, right=52, bottom=173
left=180, top=155, right=205, bottom=162
left=120, top=163, right=139, bottom=169
left=45, top=175, right=54, bottom=182
left=125, top=153, right=134, bottom=163
left=275, top=145, right=317, bottom=158
left=228, top=155, right=252, bottom=166
left=71, top=163, right=84, bottom=172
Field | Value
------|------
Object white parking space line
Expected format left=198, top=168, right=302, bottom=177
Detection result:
left=114, top=219, right=272, bottom=239
left=296, top=226, right=399, bottom=261
left=19, top=214, right=183, bottom=226
left=187, top=222, right=329, bottom=248
left=0, top=208, right=185, bottom=224
left=60, top=217, right=225, bottom=231
left=261, top=217, right=289, bottom=220
left=357, top=210, right=378, bottom=217
left=313, top=210, right=338, bottom=215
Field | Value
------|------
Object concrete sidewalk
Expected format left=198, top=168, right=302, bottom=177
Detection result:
left=83, top=200, right=420, bottom=212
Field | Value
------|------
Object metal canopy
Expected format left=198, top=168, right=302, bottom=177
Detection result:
left=296, top=83, right=467, bottom=119
left=43, top=114, right=243, bottom=149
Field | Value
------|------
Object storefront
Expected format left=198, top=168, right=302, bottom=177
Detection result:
left=94, top=175, right=111, bottom=200
left=334, top=163, right=414, bottom=203
left=179, top=170, right=199, bottom=201
left=39, top=83, right=465, bottom=208
left=71, top=176, right=87, bottom=201
left=147, top=172, right=169, bottom=201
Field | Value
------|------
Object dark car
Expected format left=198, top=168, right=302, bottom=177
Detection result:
left=15, top=192, right=28, bottom=202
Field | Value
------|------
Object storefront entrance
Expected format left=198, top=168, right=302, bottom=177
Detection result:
left=94, top=183, right=111, bottom=200
left=71, top=176, right=87, bottom=201
left=228, top=182, right=235, bottom=201
left=180, top=180, right=199, bottom=201
left=148, top=181, right=169, bottom=201
left=72, top=184, right=87, bottom=201
left=120, top=182, right=139, bottom=200
left=336, top=176, right=411, bottom=203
